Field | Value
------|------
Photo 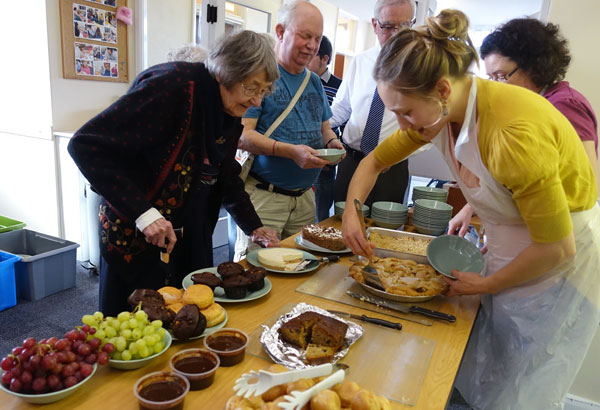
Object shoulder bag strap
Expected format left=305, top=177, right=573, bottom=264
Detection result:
left=264, top=70, right=311, bottom=138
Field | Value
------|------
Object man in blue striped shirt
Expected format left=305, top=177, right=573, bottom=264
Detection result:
left=308, top=35, right=343, bottom=221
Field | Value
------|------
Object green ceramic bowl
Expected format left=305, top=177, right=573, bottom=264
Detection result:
left=0, top=364, right=97, bottom=404
left=315, top=148, right=345, bottom=163
left=426, top=235, right=484, bottom=278
left=108, top=331, right=172, bottom=370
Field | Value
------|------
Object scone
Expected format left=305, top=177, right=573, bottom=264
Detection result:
left=182, top=284, right=214, bottom=309
left=157, top=286, right=183, bottom=305
left=200, top=302, right=226, bottom=327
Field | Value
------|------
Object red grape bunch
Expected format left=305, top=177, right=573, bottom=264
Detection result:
left=1, top=318, right=114, bottom=394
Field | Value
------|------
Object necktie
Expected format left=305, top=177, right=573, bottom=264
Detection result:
left=360, top=87, right=385, bottom=155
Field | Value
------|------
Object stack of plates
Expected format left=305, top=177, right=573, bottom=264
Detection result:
left=371, top=201, right=409, bottom=229
left=412, top=199, right=453, bottom=236
left=412, top=186, right=448, bottom=203
left=334, top=201, right=369, bottom=219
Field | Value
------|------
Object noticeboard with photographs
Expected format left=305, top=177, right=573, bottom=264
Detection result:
left=59, top=0, right=128, bottom=82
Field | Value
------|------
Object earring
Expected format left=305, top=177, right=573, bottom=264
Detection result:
left=441, top=99, right=449, bottom=117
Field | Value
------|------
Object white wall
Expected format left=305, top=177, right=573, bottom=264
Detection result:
left=146, top=0, right=194, bottom=67
left=548, top=1, right=600, bottom=403
left=47, top=0, right=134, bottom=133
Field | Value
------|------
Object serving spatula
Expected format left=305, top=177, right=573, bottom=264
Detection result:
left=352, top=198, right=385, bottom=291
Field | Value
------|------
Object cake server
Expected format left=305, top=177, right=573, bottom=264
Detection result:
left=327, top=310, right=402, bottom=330
left=294, top=255, right=340, bottom=271
left=352, top=198, right=385, bottom=290
left=346, top=291, right=456, bottom=323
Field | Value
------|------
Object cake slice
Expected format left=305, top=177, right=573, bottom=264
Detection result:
left=258, top=248, right=303, bottom=271
left=305, top=343, right=336, bottom=364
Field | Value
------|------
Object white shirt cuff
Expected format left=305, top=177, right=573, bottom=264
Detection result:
left=135, top=208, right=164, bottom=232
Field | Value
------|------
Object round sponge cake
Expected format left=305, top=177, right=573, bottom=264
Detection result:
left=183, top=284, right=214, bottom=309
left=258, top=248, right=303, bottom=271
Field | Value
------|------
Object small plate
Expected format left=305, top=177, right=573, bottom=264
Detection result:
left=294, top=235, right=351, bottom=254
left=170, top=310, right=229, bottom=341
left=182, top=268, right=272, bottom=302
left=246, top=248, right=320, bottom=274
left=358, top=282, right=437, bottom=303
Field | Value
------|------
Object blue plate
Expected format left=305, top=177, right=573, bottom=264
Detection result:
left=426, top=235, right=484, bottom=278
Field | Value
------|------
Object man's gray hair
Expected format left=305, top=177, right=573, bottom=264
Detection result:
left=277, top=0, right=311, bottom=28
left=374, top=0, right=416, bottom=20
left=205, top=30, right=279, bottom=89
left=167, top=44, right=209, bottom=63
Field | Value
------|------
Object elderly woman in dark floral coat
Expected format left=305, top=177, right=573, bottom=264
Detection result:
left=69, top=31, right=280, bottom=315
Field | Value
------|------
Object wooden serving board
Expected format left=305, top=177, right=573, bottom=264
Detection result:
left=246, top=301, right=435, bottom=405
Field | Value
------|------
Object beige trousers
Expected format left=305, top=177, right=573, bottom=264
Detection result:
left=234, top=175, right=315, bottom=262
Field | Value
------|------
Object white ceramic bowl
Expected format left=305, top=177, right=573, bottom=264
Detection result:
left=315, top=148, right=345, bottom=163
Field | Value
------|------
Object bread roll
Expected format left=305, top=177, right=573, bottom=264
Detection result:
left=285, top=378, right=315, bottom=395
left=310, top=389, right=341, bottom=410
left=350, top=389, right=379, bottom=410
left=332, top=380, right=360, bottom=407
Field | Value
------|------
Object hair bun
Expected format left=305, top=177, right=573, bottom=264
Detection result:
left=426, top=9, right=470, bottom=43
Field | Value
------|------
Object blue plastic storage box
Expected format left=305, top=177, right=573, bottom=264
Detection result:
left=0, top=229, right=79, bottom=301
left=0, top=251, right=20, bottom=311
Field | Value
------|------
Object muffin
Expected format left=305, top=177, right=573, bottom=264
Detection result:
left=191, top=272, right=222, bottom=291
left=217, top=261, right=245, bottom=278
left=221, top=274, right=251, bottom=299
left=244, top=266, right=267, bottom=292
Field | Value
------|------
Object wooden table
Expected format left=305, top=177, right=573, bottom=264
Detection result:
left=1, top=218, right=480, bottom=410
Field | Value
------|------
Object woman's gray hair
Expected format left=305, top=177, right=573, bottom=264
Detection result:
left=167, top=44, right=209, bottom=63
left=277, top=0, right=311, bottom=28
left=205, top=30, right=279, bottom=89
left=374, top=0, right=416, bottom=20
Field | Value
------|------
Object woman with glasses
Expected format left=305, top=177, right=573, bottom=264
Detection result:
left=68, top=30, right=280, bottom=316
left=481, top=18, right=598, bottom=175
left=341, top=9, right=599, bottom=410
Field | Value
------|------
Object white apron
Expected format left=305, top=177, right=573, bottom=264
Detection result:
left=430, top=79, right=600, bottom=410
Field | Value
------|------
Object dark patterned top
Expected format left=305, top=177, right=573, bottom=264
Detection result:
left=68, top=62, right=262, bottom=263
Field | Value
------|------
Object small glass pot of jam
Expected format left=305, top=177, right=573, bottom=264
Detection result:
left=203, top=328, right=249, bottom=367
left=170, top=348, right=220, bottom=390
left=133, top=371, right=189, bottom=410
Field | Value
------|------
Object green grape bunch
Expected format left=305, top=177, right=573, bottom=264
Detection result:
left=81, top=303, right=166, bottom=361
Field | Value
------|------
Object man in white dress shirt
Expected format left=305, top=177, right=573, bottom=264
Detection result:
left=330, top=0, right=415, bottom=207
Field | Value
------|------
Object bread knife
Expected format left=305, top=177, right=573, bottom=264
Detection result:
left=346, top=291, right=456, bottom=323
left=327, top=310, right=402, bottom=330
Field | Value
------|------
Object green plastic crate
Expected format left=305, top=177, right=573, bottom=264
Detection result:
left=0, top=216, right=26, bottom=233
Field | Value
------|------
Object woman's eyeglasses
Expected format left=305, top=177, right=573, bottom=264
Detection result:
left=490, top=67, right=519, bottom=82
left=240, top=82, right=272, bottom=98
left=376, top=19, right=414, bottom=33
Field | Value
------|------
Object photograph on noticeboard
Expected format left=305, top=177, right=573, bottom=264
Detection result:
left=84, top=0, right=116, bottom=8
left=73, top=3, right=117, bottom=44
left=75, top=42, right=118, bottom=78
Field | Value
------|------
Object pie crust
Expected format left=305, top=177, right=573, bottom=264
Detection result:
left=349, top=256, right=448, bottom=296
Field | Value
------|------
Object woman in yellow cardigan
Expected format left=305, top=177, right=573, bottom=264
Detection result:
left=341, top=9, right=600, bottom=410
